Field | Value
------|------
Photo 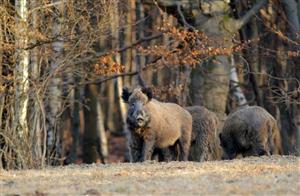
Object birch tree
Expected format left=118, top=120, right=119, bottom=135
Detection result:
left=0, top=5, right=4, bottom=169
left=14, top=0, right=29, bottom=139
left=28, top=0, right=44, bottom=166
left=229, top=55, right=247, bottom=107
left=112, top=2, right=128, bottom=135
left=0, top=7, right=4, bottom=128
left=46, top=0, right=64, bottom=163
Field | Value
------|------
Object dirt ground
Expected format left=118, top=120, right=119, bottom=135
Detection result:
left=0, top=156, right=299, bottom=196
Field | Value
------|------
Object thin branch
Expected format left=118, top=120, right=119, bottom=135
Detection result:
left=24, top=38, right=60, bottom=50
left=29, top=1, right=67, bottom=14
left=79, top=54, right=164, bottom=86
left=75, top=33, right=163, bottom=65
left=98, top=33, right=163, bottom=57
left=142, top=0, right=199, bottom=9
left=176, top=2, right=195, bottom=30
left=236, top=0, right=268, bottom=29
left=81, top=71, right=139, bottom=85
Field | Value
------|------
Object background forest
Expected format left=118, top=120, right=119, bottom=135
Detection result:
left=0, top=0, right=299, bottom=169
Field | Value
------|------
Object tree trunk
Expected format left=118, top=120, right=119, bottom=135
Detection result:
left=229, top=55, right=247, bottom=107
left=82, top=85, right=99, bottom=163
left=82, top=84, right=107, bottom=163
left=14, top=0, right=29, bottom=140
left=282, top=0, right=300, bottom=41
left=135, top=0, right=146, bottom=86
left=69, top=76, right=81, bottom=164
left=0, top=9, right=4, bottom=128
left=190, top=12, right=233, bottom=117
left=29, top=0, right=43, bottom=167
left=282, top=0, right=300, bottom=154
left=124, top=0, right=137, bottom=86
left=96, top=95, right=108, bottom=163
left=0, top=9, right=4, bottom=169
left=111, top=1, right=128, bottom=135
left=46, top=0, right=64, bottom=164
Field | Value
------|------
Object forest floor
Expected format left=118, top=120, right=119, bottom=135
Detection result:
left=0, top=156, right=299, bottom=196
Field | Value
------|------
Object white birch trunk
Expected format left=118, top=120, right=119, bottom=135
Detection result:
left=230, top=55, right=247, bottom=106
left=14, top=0, right=29, bottom=138
left=96, top=100, right=108, bottom=163
left=47, top=0, right=64, bottom=161
left=111, top=2, right=128, bottom=134
left=0, top=13, right=4, bottom=128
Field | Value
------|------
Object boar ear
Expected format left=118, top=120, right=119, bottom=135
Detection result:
left=142, top=87, right=153, bottom=101
left=122, top=87, right=132, bottom=103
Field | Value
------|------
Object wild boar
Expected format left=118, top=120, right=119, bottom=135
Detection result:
left=122, top=87, right=192, bottom=162
left=186, top=106, right=222, bottom=161
left=158, top=106, right=222, bottom=162
left=219, top=106, right=283, bottom=160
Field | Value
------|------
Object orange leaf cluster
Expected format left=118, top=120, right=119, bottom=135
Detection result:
left=93, top=55, right=125, bottom=76
left=140, top=25, right=246, bottom=69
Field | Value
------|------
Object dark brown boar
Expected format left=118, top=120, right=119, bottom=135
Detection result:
left=186, top=106, right=222, bottom=161
left=219, top=106, right=283, bottom=160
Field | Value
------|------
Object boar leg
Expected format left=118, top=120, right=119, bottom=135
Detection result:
left=142, top=137, right=155, bottom=161
left=178, top=139, right=190, bottom=161
left=128, top=131, right=143, bottom=162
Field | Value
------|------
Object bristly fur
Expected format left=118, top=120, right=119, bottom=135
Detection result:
left=220, top=106, right=283, bottom=160
left=159, top=106, right=222, bottom=162
left=186, top=106, right=221, bottom=162
left=124, top=87, right=192, bottom=162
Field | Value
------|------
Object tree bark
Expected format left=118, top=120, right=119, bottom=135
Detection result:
left=69, top=76, right=81, bottom=164
left=0, top=9, right=4, bottom=128
left=135, top=0, right=147, bottom=87
left=229, top=55, right=247, bottom=106
left=0, top=9, right=4, bottom=169
left=96, top=95, right=108, bottom=163
left=191, top=9, right=232, bottom=118
left=14, top=0, right=29, bottom=139
left=82, top=84, right=99, bottom=163
left=29, top=0, right=43, bottom=166
left=282, top=0, right=300, bottom=154
left=111, top=1, right=128, bottom=136
left=282, top=0, right=300, bottom=41
left=82, top=84, right=107, bottom=163
left=46, top=0, right=64, bottom=164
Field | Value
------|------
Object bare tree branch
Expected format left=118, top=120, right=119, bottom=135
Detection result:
left=76, top=33, right=163, bottom=65
left=176, top=2, right=195, bottom=30
left=236, top=0, right=268, bottom=30
left=29, top=0, right=67, bottom=14
left=81, top=71, right=139, bottom=85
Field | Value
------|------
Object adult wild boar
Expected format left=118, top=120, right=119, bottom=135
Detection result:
left=186, top=106, right=222, bottom=162
left=122, top=87, right=192, bottom=162
left=159, top=106, right=222, bottom=162
left=219, top=106, right=283, bottom=160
